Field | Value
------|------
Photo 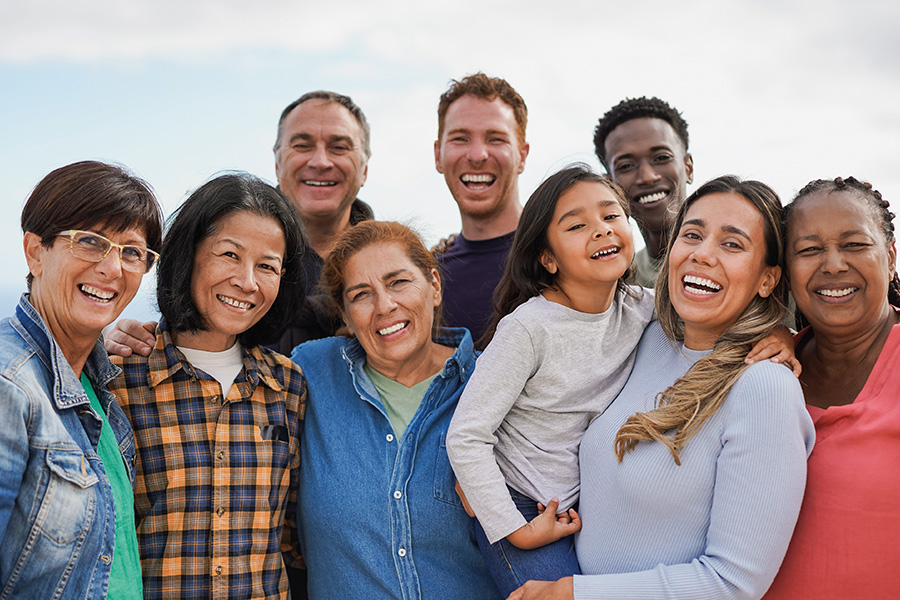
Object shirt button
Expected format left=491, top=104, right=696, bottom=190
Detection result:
left=386, top=434, right=394, bottom=442
left=398, top=548, right=407, bottom=557
left=210, top=395, right=220, bottom=403
left=216, top=507, right=225, bottom=516
left=393, top=491, right=402, bottom=499
left=215, top=565, right=223, bottom=575
left=217, top=450, right=225, bottom=460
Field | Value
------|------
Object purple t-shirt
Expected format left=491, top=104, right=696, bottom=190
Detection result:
left=436, top=232, right=515, bottom=343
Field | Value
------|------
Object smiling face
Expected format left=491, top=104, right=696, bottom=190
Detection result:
left=274, top=99, right=369, bottom=225
left=786, top=189, right=896, bottom=334
left=605, top=117, right=693, bottom=236
left=184, top=211, right=285, bottom=351
left=341, top=242, right=442, bottom=377
left=26, top=226, right=148, bottom=346
left=540, top=181, right=634, bottom=312
left=434, top=95, right=529, bottom=222
left=668, top=192, right=780, bottom=349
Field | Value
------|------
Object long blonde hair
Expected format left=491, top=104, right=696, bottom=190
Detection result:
left=614, top=176, right=788, bottom=465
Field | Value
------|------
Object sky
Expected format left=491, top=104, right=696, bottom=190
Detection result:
left=2, top=0, right=899, bottom=320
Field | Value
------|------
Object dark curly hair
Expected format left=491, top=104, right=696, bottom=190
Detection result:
left=593, top=97, right=689, bottom=170
left=785, top=176, right=900, bottom=316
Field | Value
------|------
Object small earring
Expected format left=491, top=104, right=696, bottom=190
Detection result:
left=760, top=290, right=768, bottom=297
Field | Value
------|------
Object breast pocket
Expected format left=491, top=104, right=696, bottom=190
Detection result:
left=433, top=432, right=464, bottom=508
left=37, top=449, right=99, bottom=545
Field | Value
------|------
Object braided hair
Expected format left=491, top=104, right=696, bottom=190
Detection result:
left=785, top=177, right=900, bottom=318
left=593, top=97, right=689, bottom=171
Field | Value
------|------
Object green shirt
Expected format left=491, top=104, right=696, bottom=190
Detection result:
left=80, top=373, right=143, bottom=600
left=363, top=364, right=439, bottom=440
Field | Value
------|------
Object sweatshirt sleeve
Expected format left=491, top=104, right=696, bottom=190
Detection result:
left=574, top=362, right=815, bottom=600
left=446, top=315, right=539, bottom=543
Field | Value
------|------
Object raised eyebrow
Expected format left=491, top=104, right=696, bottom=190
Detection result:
left=383, top=268, right=414, bottom=281
left=721, top=225, right=752, bottom=241
left=326, top=134, right=356, bottom=147
left=287, top=133, right=314, bottom=145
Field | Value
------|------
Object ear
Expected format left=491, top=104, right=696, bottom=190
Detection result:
left=759, top=264, right=781, bottom=298
left=359, top=161, right=368, bottom=188
left=429, top=267, right=443, bottom=307
left=517, top=142, right=530, bottom=174
left=539, top=249, right=558, bottom=275
left=23, top=232, right=46, bottom=279
left=434, top=140, right=444, bottom=174
left=684, top=153, right=694, bottom=185
left=889, top=242, right=896, bottom=281
left=273, top=147, right=283, bottom=180
left=341, top=309, right=357, bottom=336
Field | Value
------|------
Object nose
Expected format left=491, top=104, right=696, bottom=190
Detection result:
left=821, top=247, right=848, bottom=275
left=690, top=238, right=716, bottom=266
left=95, top=247, right=124, bottom=279
left=308, top=143, right=333, bottom=169
left=593, top=220, right=614, bottom=238
left=636, top=161, right=661, bottom=185
left=232, top=262, right=259, bottom=293
left=375, top=289, right=398, bottom=315
left=466, top=139, right=488, bottom=163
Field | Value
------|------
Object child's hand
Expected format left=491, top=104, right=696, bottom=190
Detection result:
left=505, top=498, right=581, bottom=550
left=745, top=325, right=801, bottom=377
left=454, top=481, right=475, bottom=518
left=506, top=577, right=574, bottom=600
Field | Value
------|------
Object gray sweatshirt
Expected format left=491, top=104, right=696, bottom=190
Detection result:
left=447, top=289, right=655, bottom=543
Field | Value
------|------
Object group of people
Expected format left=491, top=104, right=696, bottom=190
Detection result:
left=0, top=71, right=897, bottom=600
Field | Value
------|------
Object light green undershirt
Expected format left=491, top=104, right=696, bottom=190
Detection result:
left=81, top=373, right=143, bottom=600
left=363, top=364, right=439, bottom=440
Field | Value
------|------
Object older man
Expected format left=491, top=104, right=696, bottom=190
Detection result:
left=105, top=91, right=374, bottom=356
left=593, top=97, right=693, bottom=287
left=433, top=73, right=529, bottom=343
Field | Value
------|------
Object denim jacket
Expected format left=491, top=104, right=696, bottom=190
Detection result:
left=291, top=328, right=500, bottom=600
left=0, top=294, right=135, bottom=599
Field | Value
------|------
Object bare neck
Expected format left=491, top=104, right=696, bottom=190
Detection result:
left=459, top=201, right=522, bottom=241
left=639, top=224, right=667, bottom=260
left=304, top=208, right=354, bottom=257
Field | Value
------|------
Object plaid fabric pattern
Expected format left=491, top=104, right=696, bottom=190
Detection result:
left=111, top=322, right=305, bottom=600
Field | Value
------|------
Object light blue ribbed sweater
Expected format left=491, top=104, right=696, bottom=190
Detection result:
left=574, top=321, right=815, bottom=600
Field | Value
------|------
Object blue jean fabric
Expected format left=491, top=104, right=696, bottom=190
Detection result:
left=474, top=487, right=581, bottom=596
left=0, top=294, right=135, bottom=599
left=291, top=328, right=501, bottom=600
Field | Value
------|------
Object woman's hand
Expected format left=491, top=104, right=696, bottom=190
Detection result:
left=507, top=577, right=574, bottom=600
left=505, top=498, right=581, bottom=550
left=745, top=325, right=801, bottom=376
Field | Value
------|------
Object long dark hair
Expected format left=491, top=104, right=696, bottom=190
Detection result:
left=157, top=172, right=308, bottom=347
left=479, top=163, right=635, bottom=349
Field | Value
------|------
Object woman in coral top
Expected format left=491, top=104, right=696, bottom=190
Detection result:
left=764, top=176, right=900, bottom=599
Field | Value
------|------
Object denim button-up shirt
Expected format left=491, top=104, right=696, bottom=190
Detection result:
left=291, top=328, right=500, bottom=600
left=0, top=294, right=135, bottom=599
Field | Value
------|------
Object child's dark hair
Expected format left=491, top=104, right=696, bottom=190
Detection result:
left=479, top=163, right=637, bottom=348
left=785, top=176, right=900, bottom=321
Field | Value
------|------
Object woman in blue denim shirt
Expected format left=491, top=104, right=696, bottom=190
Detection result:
left=0, top=161, right=163, bottom=599
left=290, top=221, right=501, bottom=600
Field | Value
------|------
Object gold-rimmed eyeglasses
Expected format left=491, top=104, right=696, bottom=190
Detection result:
left=56, top=230, right=159, bottom=274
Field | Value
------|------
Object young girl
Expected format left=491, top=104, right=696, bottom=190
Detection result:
left=447, top=164, right=653, bottom=595
left=447, top=165, right=797, bottom=596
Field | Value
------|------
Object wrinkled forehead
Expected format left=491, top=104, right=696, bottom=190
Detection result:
left=283, top=99, right=365, bottom=145
left=606, top=117, right=686, bottom=159
left=789, top=189, right=887, bottom=240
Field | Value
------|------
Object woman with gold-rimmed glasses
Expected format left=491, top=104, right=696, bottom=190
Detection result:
left=0, top=161, right=163, bottom=600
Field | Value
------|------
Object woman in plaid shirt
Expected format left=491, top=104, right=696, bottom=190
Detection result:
left=109, top=173, right=308, bottom=599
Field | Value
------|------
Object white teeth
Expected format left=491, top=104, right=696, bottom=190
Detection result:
left=817, top=287, right=858, bottom=298
left=303, top=180, right=337, bottom=187
left=683, top=275, right=722, bottom=294
left=461, top=174, right=495, bottom=183
left=638, top=191, right=667, bottom=205
left=591, top=247, right=618, bottom=258
left=218, top=295, right=252, bottom=309
left=80, top=285, right=115, bottom=302
left=378, top=322, right=407, bottom=336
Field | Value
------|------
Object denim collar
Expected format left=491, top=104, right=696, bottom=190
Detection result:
left=11, top=293, right=120, bottom=410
